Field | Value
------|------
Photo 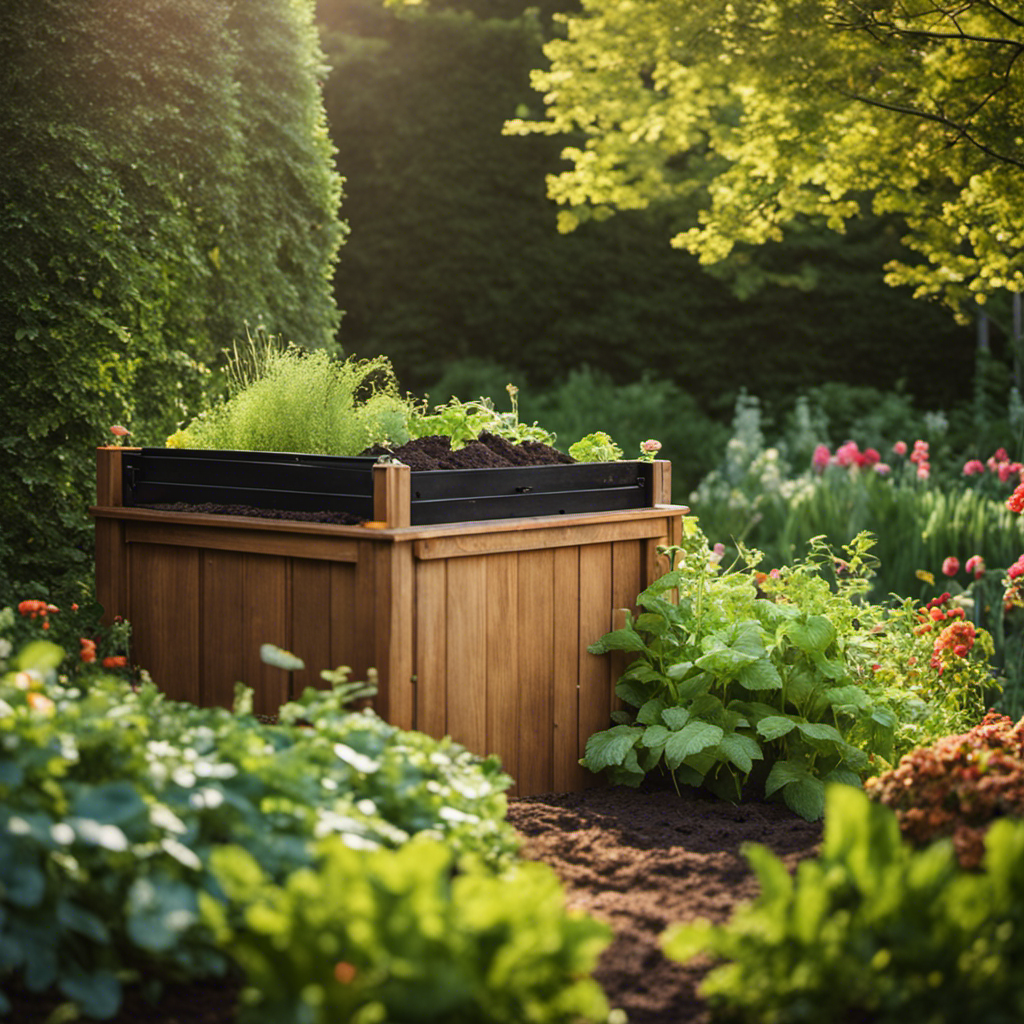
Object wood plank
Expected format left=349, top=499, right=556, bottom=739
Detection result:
left=651, top=459, right=672, bottom=505
left=380, top=542, right=416, bottom=730
left=552, top=546, right=587, bottom=792
left=485, top=552, right=520, bottom=788
left=199, top=550, right=246, bottom=710
left=124, top=521, right=360, bottom=563
left=241, top=553, right=289, bottom=718
left=610, top=540, right=644, bottom=716
left=94, top=519, right=128, bottom=625
left=578, top=542, right=613, bottom=786
left=414, top=516, right=674, bottom=561
left=516, top=549, right=555, bottom=795
left=414, top=559, right=448, bottom=738
left=351, top=541, right=379, bottom=711
left=129, top=544, right=200, bottom=705
left=95, top=447, right=138, bottom=506
left=373, top=463, right=411, bottom=528
left=327, top=561, right=358, bottom=684
left=290, top=558, right=333, bottom=697
left=445, top=556, right=489, bottom=758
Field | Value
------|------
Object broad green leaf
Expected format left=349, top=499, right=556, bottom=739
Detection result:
left=662, top=919, right=716, bottom=962
left=259, top=643, right=305, bottom=671
left=664, top=722, right=723, bottom=769
left=823, top=766, right=862, bottom=788
left=660, top=706, right=691, bottom=730
left=641, top=724, right=670, bottom=748
left=57, top=900, right=110, bottom=943
left=714, top=733, right=763, bottom=773
left=665, top=661, right=696, bottom=680
left=824, top=685, right=869, bottom=710
left=785, top=616, right=836, bottom=654
left=636, top=698, right=667, bottom=725
left=581, top=726, right=643, bottom=771
left=6, top=864, right=45, bottom=908
left=13, top=641, right=63, bottom=674
left=796, top=722, right=844, bottom=744
left=588, top=628, right=648, bottom=655
left=782, top=777, right=826, bottom=821
left=736, top=659, right=783, bottom=691
left=695, top=621, right=765, bottom=674
left=634, top=612, right=669, bottom=637
left=688, top=693, right=725, bottom=720
left=756, top=716, right=796, bottom=741
left=72, top=782, right=147, bottom=828
left=871, top=707, right=897, bottom=729
left=810, top=651, right=845, bottom=680
left=126, top=878, right=199, bottom=953
left=615, top=679, right=651, bottom=709
left=764, top=758, right=813, bottom=797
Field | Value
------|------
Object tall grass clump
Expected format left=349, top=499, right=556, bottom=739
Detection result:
left=168, top=346, right=412, bottom=455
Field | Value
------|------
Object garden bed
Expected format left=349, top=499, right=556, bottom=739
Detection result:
left=93, top=447, right=685, bottom=796
left=5, top=783, right=822, bottom=1024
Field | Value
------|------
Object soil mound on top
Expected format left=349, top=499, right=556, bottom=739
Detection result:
left=361, top=432, right=575, bottom=470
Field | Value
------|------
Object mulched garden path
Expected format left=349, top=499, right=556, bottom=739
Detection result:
left=7, top=782, right=822, bottom=1024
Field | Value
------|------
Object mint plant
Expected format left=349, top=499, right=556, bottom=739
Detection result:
left=582, top=525, right=897, bottom=820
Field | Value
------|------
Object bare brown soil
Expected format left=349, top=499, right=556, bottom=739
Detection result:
left=6, top=782, right=821, bottom=1024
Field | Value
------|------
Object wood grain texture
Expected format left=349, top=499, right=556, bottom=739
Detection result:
left=485, top=552, right=520, bottom=787
left=290, top=559, right=333, bottom=696
left=516, top=548, right=556, bottom=795
left=380, top=542, right=416, bottom=730
left=373, top=463, right=411, bottom=528
left=578, top=542, right=613, bottom=785
left=552, top=546, right=586, bottom=792
left=241, top=553, right=289, bottom=718
left=414, top=559, right=447, bottom=738
left=445, top=555, right=489, bottom=757
left=128, top=544, right=200, bottom=705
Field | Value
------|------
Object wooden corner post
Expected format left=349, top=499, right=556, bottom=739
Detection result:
left=94, top=446, right=139, bottom=624
left=372, top=462, right=411, bottom=528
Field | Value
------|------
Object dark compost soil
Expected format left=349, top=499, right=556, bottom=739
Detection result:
left=6, top=783, right=822, bottom=1024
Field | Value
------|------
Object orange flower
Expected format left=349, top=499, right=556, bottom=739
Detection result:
left=26, top=692, right=55, bottom=714
left=333, top=962, right=358, bottom=985
left=102, top=655, right=128, bottom=670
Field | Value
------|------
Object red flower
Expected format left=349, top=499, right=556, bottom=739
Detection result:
left=963, top=459, right=985, bottom=476
left=1008, top=483, right=1024, bottom=514
left=892, top=440, right=908, bottom=456
left=965, top=555, right=985, bottom=578
left=942, top=556, right=960, bottom=577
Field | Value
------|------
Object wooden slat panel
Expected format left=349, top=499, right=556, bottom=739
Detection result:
left=610, top=540, right=644, bottom=716
left=129, top=544, right=200, bottom=705
left=94, top=519, right=128, bottom=625
left=242, top=553, right=289, bottom=718
left=578, top=542, right=613, bottom=785
left=517, top=549, right=555, bottom=795
left=125, top=521, right=360, bottom=563
left=379, top=542, right=415, bottom=730
left=350, top=540, right=379, bottom=712
left=445, top=556, right=488, bottom=757
left=327, top=562, right=359, bottom=681
left=552, top=546, right=586, bottom=792
left=485, top=552, right=520, bottom=787
left=414, top=559, right=447, bottom=738
left=201, top=550, right=245, bottom=709
left=414, top=516, right=672, bottom=561
left=291, top=559, right=333, bottom=697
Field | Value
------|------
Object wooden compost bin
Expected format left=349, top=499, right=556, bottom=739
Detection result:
left=93, top=447, right=685, bottom=795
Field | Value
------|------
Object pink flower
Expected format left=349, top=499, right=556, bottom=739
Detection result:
left=999, top=462, right=1016, bottom=482
left=862, top=448, right=881, bottom=467
left=965, top=555, right=985, bottom=578
left=873, top=462, right=891, bottom=476
left=941, top=556, right=960, bottom=577
left=640, top=439, right=662, bottom=454
left=811, top=444, right=831, bottom=471
left=916, top=463, right=930, bottom=481
left=910, top=440, right=929, bottom=464
left=110, top=425, right=129, bottom=437
left=835, top=441, right=861, bottom=468
left=963, top=459, right=985, bottom=476
left=1008, top=555, right=1024, bottom=580
left=892, top=440, right=908, bottom=457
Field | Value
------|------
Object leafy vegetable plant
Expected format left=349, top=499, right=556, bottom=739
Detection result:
left=664, top=784, right=1024, bottom=1024
left=582, top=524, right=897, bottom=820
left=567, top=431, right=623, bottom=462
left=205, top=837, right=614, bottom=1024
left=0, top=641, right=517, bottom=1018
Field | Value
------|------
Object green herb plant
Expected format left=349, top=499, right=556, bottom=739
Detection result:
left=581, top=524, right=897, bottom=820
left=408, top=384, right=557, bottom=450
left=205, top=837, right=614, bottom=1024
left=167, top=348, right=413, bottom=455
left=567, top=431, right=623, bottom=462
left=664, top=784, right=1024, bottom=1024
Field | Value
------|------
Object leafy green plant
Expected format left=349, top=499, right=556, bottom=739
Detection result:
left=0, top=640, right=517, bottom=1018
left=408, top=384, right=557, bottom=449
left=865, top=712, right=1024, bottom=870
left=568, top=431, right=622, bottom=463
left=167, top=348, right=412, bottom=455
left=204, top=836, right=614, bottom=1024
left=581, top=525, right=897, bottom=820
left=664, top=784, right=1024, bottom=1024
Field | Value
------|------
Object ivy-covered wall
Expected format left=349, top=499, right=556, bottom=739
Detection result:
left=0, top=0, right=343, bottom=603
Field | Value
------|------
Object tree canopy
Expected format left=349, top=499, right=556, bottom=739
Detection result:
left=506, top=0, right=1024, bottom=318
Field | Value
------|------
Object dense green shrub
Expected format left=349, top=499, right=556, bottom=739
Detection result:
left=866, top=712, right=1024, bottom=870
left=580, top=526, right=897, bottom=820
left=0, top=0, right=343, bottom=605
left=0, top=641, right=516, bottom=1017
left=206, top=837, right=613, bottom=1024
left=664, top=784, right=1024, bottom=1024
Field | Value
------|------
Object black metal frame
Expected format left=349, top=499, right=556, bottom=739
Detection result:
left=121, top=448, right=656, bottom=525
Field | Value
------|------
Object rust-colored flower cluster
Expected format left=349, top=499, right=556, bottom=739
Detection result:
left=909, top=593, right=975, bottom=674
left=866, top=712, right=1024, bottom=869
left=17, top=599, right=59, bottom=630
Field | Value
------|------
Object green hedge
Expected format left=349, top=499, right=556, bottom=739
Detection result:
left=0, top=0, right=344, bottom=605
